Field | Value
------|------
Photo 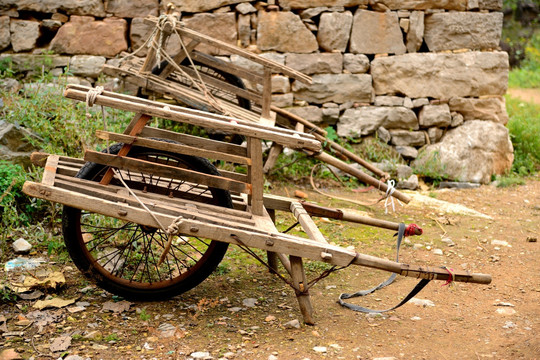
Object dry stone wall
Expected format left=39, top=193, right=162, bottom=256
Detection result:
left=0, top=0, right=512, bottom=183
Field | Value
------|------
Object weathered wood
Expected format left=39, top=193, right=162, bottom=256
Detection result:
left=290, top=202, right=327, bottom=244
left=263, top=143, right=283, bottom=174
left=85, top=150, right=251, bottom=195
left=140, top=126, right=247, bottom=157
left=23, top=181, right=492, bottom=284
left=144, top=16, right=312, bottom=84
left=96, top=130, right=251, bottom=165
left=190, top=50, right=264, bottom=84
left=266, top=208, right=279, bottom=273
left=314, top=151, right=411, bottom=204
left=261, top=68, right=272, bottom=121
left=247, top=138, right=264, bottom=216
left=273, top=107, right=327, bottom=137
left=156, top=39, right=200, bottom=79
left=100, top=113, right=152, bottom=185
left=42, top=155, right=59, bottom=186
left=289, top=256, right=315, bottom=325
left=31, top=152, right=86, bottom=168
left=64, top=86, right=321, bottom=152
left=171, top=65, right=263, bottom=105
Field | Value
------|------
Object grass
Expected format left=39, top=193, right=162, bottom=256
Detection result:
left=505, top=96, right=540, bottom=175
left=507, top=31, right=540, bottom=89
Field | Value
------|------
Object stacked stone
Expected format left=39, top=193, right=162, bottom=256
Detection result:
left=0, top=0, right=513, bottom=183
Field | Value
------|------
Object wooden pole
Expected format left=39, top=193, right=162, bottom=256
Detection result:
left=313, top=151, right=411, bottom=204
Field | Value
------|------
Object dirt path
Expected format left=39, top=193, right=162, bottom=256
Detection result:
left=1, top=177, right=539, bottom=359
left=507, top=87, right=540, bottom=105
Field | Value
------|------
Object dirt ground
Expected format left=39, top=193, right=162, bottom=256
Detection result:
left=1, top=175, right=539, bottom=360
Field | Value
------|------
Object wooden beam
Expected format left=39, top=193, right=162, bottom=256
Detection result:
left=156, top=39, right=200, bottom=79
left=84, top=150, right=251, bottom=195
left=140, top=126, right=247, bottom=157
left=190, top=50, right=264, bottom=85
left=290, top=202, right=328, bottom=244
left=290, top=256, right=315, bottom=325
left=247, top=138, right=264, bottom=216
left=96, top=130, right=251, bottom=165
left=263, top=143, right=283, bottom=174
left=42, top=155, right=59, bottom=186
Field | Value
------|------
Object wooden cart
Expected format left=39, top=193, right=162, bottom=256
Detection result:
left=102, top=14, right=408, bottom=202
left=23, top=85, right=491, bottom=324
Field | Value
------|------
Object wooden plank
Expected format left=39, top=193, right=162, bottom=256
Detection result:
left=64, top=86, right=321, bottom=151
left=171, top=65, right=263, bottom=105
left=100, top=113, right=152, bottom=185
left=67, top=83, right=312, bottom=140
left=55, top=173, right=254, bottom=221
left=190, top=50, right=264, bottom=84
left=42, top=155, right=59, bottom=186
left=96, top=130, right=251, bottom=165
left=140, top=126, right=247, bottom=157
left=217, top=169, right=248, bottom=183
left=31, top=152, right=85, bottom=168
left=247, top=138, right=264, bottom=216
left=22, top=181, right=358, bottom=267
left=273, top=106, right=327, bottom=136
left=290, top=202, right=328, bottom=244
left=260, top=68, right=272, bottom=120
left=84, top=150, right=251, bottom=195
left=157, top=39, right=200, bottom=79
left=289, top=256, right=315, bottom=325
left=144, top=16, right=312, bottom=84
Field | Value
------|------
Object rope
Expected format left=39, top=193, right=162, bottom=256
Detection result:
left=85, top=86, right=109, bottom=152
left=384, top=179, right=396, bottom=214
left=442, top=266, right=455, bottom=287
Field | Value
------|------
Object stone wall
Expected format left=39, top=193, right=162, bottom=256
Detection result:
left=0, top=0, right=513, bottom=183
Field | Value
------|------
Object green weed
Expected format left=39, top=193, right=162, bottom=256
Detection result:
left=505, top=96, right=540, bottom=176
left=139, top=308, right=151, bottom=321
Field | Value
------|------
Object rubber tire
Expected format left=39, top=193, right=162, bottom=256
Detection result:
left=62, top=142, right=232, bottom=300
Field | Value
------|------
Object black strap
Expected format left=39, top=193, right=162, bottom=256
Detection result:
left=338, top=223, right=431, bottom=313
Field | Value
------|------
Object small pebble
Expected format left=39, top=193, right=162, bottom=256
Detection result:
left=313, top=346, right=327, bottom=353
left=410, top=316, right=422, bottom=321
left=432, top=249, right=443, bottom=255
left=284, top=319, right=300, bottom=329
left=242, top=298, right=257, bottom=308
left=496, top=308, right=516, bottom=316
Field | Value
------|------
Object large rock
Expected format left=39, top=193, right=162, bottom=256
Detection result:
left=15, top=0, right=105, bottom=16
left=0, top=120, right=42, bottom=167
left=372, top=0, right=467, bottom=10
left=292, top=74, right=372, bottom=104
left=0, top=54, right=69, bottom=72
left=337, top=106, right=418, bottom=137
left=50, top=16, right=128, bottom=57
left=182, top=13, right=237, bottom=56
left=424, top=12, right=503, bottom=51
left=0, top=16, right=10, bottom=50
left=285, top=53, right=342, bottom=74
left=317, top=11, right=353, bottom=52
left=479, top=0, right=502, bottom=10
left=279, top=0, right=368, bottom=9
left=168, top=0, right=249, bottom=12
left=448, top=96, right=508, bottom=124
left=286, top=106, right=323, bottom=124
left=371, top=51, right=509, bottom=98
left=350, top=10, right=406, bottom=55
left=69, top=55, right=106, bottom=77
left=343, top=53, right=369, bottom=73
left=406, top=11, right=424, bottom=53
left=418, top=104, right=452, bottom=128
left=105, top=0, right=159, bottom=18
left=414, top=120, right=513, bottom=183
left=389, top=129, right=426, bottom=146
left=257, top=11, right=318, bottom=53
left=10, top=20, right=40, bottom=52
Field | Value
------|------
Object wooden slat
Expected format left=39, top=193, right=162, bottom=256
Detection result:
left=22, top=181, right=358, bottom=267
left=247, top=138, right=264, bottom=216
left=263, top=143, right=283, bottom=174
left=290, top=256, right=315, bottom=325
left=190, top=50, right=264, bottom=84
left=55, top=173, right=253, bottom=221
left=290, top=202, right=328, bottom=244
left=64, top=86, right=321, bottom=151
left=42, top=155, right=59, bottom=186
left=96, top=130, right=251, bottom=165
left=261, top=68, right=272, bottom=120
left=144, top=16, right=312, bottom=84
left=171, top=65, right=263, bottom=104
left=84, top=150, right=251, bottom=195
left=140, top=126, right=247, bottom=157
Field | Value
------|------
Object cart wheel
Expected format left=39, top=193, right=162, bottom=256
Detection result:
left=62, top=143, right=232, bottom=300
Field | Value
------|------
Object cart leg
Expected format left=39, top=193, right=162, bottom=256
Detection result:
left=266, top=209, right=279, bottom=273
left=290, top=256, right=315, bottom=325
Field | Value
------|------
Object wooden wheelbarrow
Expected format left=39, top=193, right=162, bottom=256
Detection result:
left=23, top=85, right=491, bottom=324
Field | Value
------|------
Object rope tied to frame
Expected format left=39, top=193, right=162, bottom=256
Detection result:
left=442, top=266, right=455, bottom=287
left=85, top=86, right=110, bottom=152
left=384, top=179, right=397, bottom=214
